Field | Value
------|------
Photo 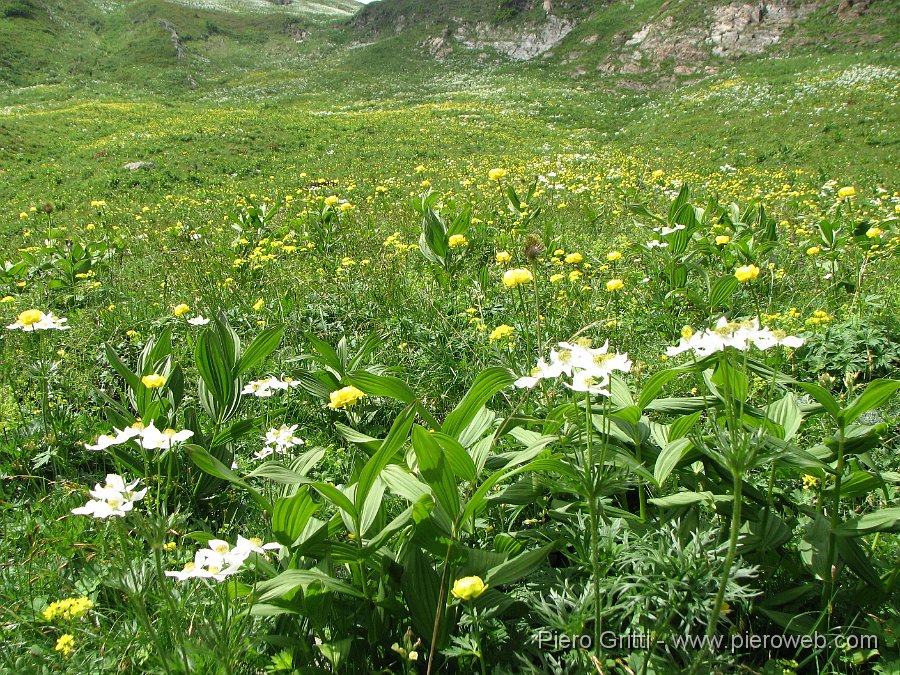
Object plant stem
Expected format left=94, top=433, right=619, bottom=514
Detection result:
left=823, top=424, right=846, bottom=623
left=585, top=393, right=602, bottom=657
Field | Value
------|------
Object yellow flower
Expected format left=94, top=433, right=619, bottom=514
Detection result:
left=328, top=386, right=366, bottom=410
left=55, top=634, right=75, bottom=657
left=651, top=169, right=665, bottom=179
left=451, top=576, right=488, bottom=601
left=163, top=541, right=176, bottom=551
left=866, top=227, right=883, bottom=238
left=606, top=279, right=624, bottom=292
left=489, top=324, right=515, bottom=342
left=253, top=299, right=265, bottom=312
left=806, top=246, right=821, bottom=255
left=502, top=268, right=533, bottom=288
left=495, top=251, right=511, bottom=264
left=568, top=270, right=583, bottom=282
left=715, top=235, right=731, bottom=245
left=734, top=265, right=760, bottom=282
left=802, top=474, right=819, bottom=490
left=16, top=309, right=43, bottom=326
left=448, top=234, right=468, bottom=248
left=339, top=202, right=354, bottom=212
left=607, top=250, right=622, bottom=261
left=141, top=373, right=166, bottom=389
left=681, top=325, right=694, bottom=339
left=19, top=211, right=28, bottom=219
left=173, top=303, right=189, bottom=317
left=43, top=597, right=94, bottom=622
left=488, top=168, right=506, bottom=181
left=549, top=273, right=564, bottom=283
left=837, top=186, right=856, bottom=199
left=415, top=165, right=426, bottom=173
left=564, top=252, right=583, bottom=264
left=324, top=195, right=339, bottom=206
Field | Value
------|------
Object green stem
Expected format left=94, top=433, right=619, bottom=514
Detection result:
left=823, top=424, right=846, bottom=622
left=584, top=392, right=602, bottom=657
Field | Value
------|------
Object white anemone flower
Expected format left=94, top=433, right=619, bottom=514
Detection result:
left=515, top=339, right=631, bottom=398
left=137, top=422, right=194, bottom=450
left=187, top=315, right=210, bottom=326
left=7, top=310, right=71, bottom=331
left=71, top=474, right=146, bottom=519
left=666, top=317, right=804, bottom=358
left=264, top=424, right=304, bottom=450
left=241, top=376, right=301, bottom=398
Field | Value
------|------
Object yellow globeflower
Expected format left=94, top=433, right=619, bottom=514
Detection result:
left=173, top=303, right=190, bottom=317
left=328, top=386, right=366, bottom=410
left=607, top=250, right=622, bottom=261
left=837, top=186, right=856, bottom=199
left=488, top=168, right=506, bottom=181
left=451, top=576, right=488, bottom=601
left=606, top=279, right=625, bottom=292
left=806, top=246, right=821, bottom=255
left=503, top=268, right=533, bottom=288
left=448, top=234, right=468, bottom=248
left=866, top=227, right=883, bottom=238
left=253, top=299, right=265, bottom=312
left=16, top=309, right=43, bottom=327
left=495, top=251, right=511, bottom=264
left=142, top=373, right=166, bottom=389
left=324, top=195, right=339, bottom=206
left=734, top=265, right=760, bottom=283
left=715, top=235, right=731, bottom=245
left=564, top=252, right=583, bottom=264
left=651, top=169, right=665, bottom=179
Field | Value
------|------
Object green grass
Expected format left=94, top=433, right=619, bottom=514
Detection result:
left=0, top=1, right=898, bottom=673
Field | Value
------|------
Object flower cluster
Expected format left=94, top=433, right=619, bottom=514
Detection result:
left=85, top=421, right=193, bottom=451
left=242, top=376, right=301, bottom=397
left=6, top=309, right=70, bottom=331
left=255, top=424, right=304, bottom=460
left=328, top=385, right=366, bottom=409
left=166, top=536, right=280, bottom=582
left=515, top=339, right=631, bottom=396
left=71, top=474, right=146, bottom=519
left=666, top=317, right=803, bottom=358
left=42, top=597, right=94, bottom=622
left=502, top=268, right=533, bottom=288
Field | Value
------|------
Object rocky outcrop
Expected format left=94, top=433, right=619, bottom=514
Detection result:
left=158, top=19, right=186, bottom=60
left=601, top=0, right=821, bottom=76
left=423, top=14, right=575, bottom=61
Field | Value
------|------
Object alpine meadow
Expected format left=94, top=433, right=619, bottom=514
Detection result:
left=1, top=0, right=899, bottom=673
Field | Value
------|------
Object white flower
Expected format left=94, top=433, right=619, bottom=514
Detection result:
left=85, top=422, right=192, bottom=452
left=167, top=536, right=280, bottom=582
left=241, top=376, right=301, bottom=398
left=515, top=339, right=630, bottom=398
left=137, top=422, right=194, bottom=450
left=264, top=424, right=304, bottom=450
left=187, top=315, right=210, bottom=326
left=71, top=474, right=146, bottom=519
left=666, top=317, right=804, bottom=358
left=645, top=239, right=669, bottom=249
left=653, top=224, right=686, bottom=236
left=7, top=310, right=70, bottom=331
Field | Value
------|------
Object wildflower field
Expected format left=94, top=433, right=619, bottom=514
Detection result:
left=1, top=41, right=899, bottom=674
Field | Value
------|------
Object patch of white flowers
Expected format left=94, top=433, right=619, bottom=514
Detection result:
left=166, top=535, right=281, bottom=582
left=71, top=474, right=146, bottom=519
left=515, top=339, right=632, bottom=396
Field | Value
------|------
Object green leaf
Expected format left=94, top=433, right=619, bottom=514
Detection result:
left=833, top=508, right=900, bottom=536
left=766, top=393, right=803, bottom=441
left=843, top=379, right=900, bottom=425
left=709, top=275, right=738, bottom=309
left=649, top=491, right=732, bottom=508
left=796, top=382, right=842, bottom=421
left=669, top=410, right=702, bottom=442
left=654, top=437, right=692, bottom=487
left=381, top=465, right=431, bottom=503
left=429, top=432, right=476, bottom=482
left=236, top=326, right=283, bottom=377
left=354, top=403, right=416, bottom=514
left=185, top=444, right=270, bottom=511
left=711, top=359, right=748, bottom=403
left=638, top=366, right=688, bottom=410
left=105, top=343, right=141, bottom=392
left=345, top=370, right=416, bottom=404
left=412, top=425, right=459, bottom=518
left=401, top=545, right=452, bottom=649
left=272, top=487, right=319, bottom=547
left=442, top=367, right=515, bottom=438
left=255, top=569, right=364, bottom=602
left=485, top=542, right=555, bottom=587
